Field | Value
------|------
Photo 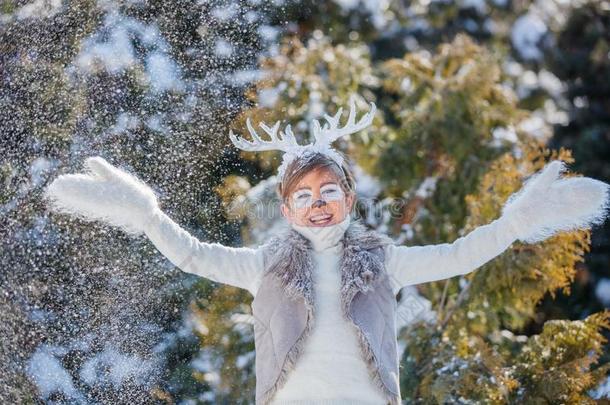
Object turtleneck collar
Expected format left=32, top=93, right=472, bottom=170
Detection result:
left=290, top=214, right=351, bottom=253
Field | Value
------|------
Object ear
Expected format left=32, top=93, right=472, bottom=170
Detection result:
left=280, top=202, right=290, bottom=219
left=346, top=192, right=355, bottom=211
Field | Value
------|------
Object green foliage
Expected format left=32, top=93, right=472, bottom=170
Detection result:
left=376, top=34, right=526, bottom=195
left=400, top=311, right=610, bottom=404
left=188, top=285, right=257, bottom=404
left=512, top=311, right=610, bottom=404
left=543, top=0, right=610, bottom=330
left=384, top=40, right=610, bottom=404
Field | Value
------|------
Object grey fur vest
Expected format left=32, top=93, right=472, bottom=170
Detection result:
left=252, top=219, right=402, bottom=405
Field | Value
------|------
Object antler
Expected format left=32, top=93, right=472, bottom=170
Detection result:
left=229, top=94, right=377, bottom=153
left=310, top=95, right=377, bottom=145
left=229, top=118, right=300, bottom=152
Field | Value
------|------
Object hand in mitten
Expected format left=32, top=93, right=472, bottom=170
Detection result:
left=43, top=156, right=159, bottom=235
left=500, top=160, right=610, bottom=244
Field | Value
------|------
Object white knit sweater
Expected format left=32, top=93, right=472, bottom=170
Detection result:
left=142, top=211, right=520, bottom=404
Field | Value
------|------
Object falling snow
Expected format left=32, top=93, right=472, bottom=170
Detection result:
left=2, top=0, right=608, bottom=403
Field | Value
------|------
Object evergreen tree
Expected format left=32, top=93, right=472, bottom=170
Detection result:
left=544, top=0, right=610, bottom=326
left=0, top=0, right=282, bottom=402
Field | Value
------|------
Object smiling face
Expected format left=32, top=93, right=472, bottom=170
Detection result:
left=280, top=166, right=355, bottom=227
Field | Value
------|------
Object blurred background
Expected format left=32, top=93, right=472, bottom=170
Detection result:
left=1, top=0, right=610, bottom=403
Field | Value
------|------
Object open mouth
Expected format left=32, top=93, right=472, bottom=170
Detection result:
left=309, top=213, right=333, bottom=225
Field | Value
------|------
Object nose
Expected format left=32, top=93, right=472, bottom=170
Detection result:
left=312, top=198, right=326, bottom=208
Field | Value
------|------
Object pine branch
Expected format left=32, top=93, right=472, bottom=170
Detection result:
left=439, top=279, right=471, bottom=329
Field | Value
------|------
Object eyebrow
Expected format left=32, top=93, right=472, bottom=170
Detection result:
left=294, top=181, right=339, bottom=192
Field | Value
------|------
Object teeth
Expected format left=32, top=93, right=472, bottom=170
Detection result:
left=310, top=214, right=332, bottom=222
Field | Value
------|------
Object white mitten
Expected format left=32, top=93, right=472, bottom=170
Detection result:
left=501, top=160, right=610, bottom=244
left=43, top=156, right=159, bottom=235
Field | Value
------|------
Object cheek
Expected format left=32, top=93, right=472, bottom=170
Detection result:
left=293, top=207, right=312, bottom=222
left=327, top=197, right=349, bottom=212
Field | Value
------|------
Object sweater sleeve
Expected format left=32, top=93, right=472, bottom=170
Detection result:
left=143, top=208, right=266, bottom=296
left=384, top=215, right=519, bottom=295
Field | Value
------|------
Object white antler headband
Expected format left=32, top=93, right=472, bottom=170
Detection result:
left=229, top=94, right=377, bottom=181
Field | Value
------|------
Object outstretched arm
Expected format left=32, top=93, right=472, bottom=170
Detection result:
left=385, top=215, right=518, bottom=295
left=143, top=208, right=265, bottom=296
left=386, top=160, right=610, bottom=295
left=43, top=156, right=265, bottom=296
